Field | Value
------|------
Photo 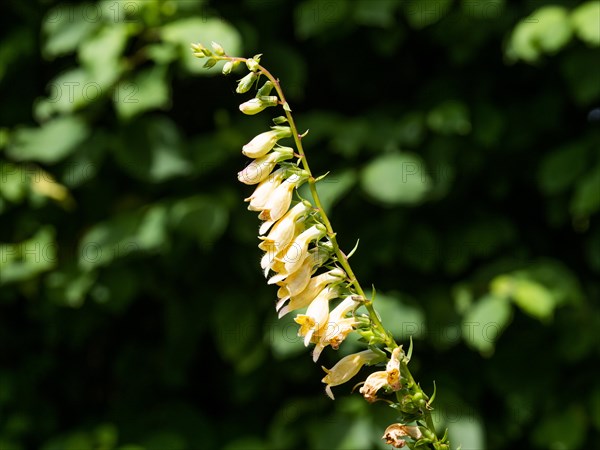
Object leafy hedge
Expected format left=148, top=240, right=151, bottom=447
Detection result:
left=1, top=1, right=599, bottom=449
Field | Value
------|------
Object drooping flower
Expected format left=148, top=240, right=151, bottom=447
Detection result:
left=321, top=349, right=381, bottom=400
left=258, top=201, right=310, bottom=255
left=242, top=128, right=292, bottom=158
left=244, top=168, right=285, bottom=212
left=381, top=423, right=422, bottom=448
left=258, top=173, right=306, bottom=223
left=359, top=346, right=404, bottom=402
left=294, top=286, right=339, bottom=346
left=276, top=268, right=346, bottom=317
left=311, top=295, right=359, bottom=361
left=275, top=224, right=325, bottom=276
left=237, top=146, right=293, bottom=185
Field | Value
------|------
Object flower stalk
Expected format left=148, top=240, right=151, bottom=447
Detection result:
left=193, top=43, right=450, bottom=450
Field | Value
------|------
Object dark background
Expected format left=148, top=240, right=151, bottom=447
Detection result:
left=1, top=0, right=599, bottom=449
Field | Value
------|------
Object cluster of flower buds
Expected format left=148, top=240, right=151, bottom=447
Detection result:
left=193, top=42, right=447, bottom=450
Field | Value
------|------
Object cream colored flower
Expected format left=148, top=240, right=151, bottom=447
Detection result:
left=242, top=128, right=291, bottom=158
left=294, top=286, right=338, bottom=346
left=239, top=96, right=278, bottom=115
left=358, top=346, right=403, bottom=402
left=381, top=423, right=422, bottom=448
left=237, top=146, right=293, bottom=185
left=258, top=201, right=310, bottom=255
left=258, top=173, right=305, bottom=223
left=321, top=350, right=380, bottom=400
left=359, top=371, right=389, bottom=403
left=244, top=168, right=285, bottom=212
left=275, top=224, right=325, bottom=276
left=311, top=296, right=358, bottom=361
left=385, top=346, right=403, bottom=391
left=276, top=268, right=346, bottom=317
left=270, top=246, right=332, bottom=293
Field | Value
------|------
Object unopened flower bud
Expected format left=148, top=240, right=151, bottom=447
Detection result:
left=257, top=81, right=274, bottom=97
left=211, top=41, right=225, bottom=55
left=246, top=58, right=260, bottom=72
left=236, top=72, right=259, bottom=93
left=203, top=58, right=217, bottom=69
left=191, top=43, right=208, bottom=58
left=222, top=61, right=234, bottom=75
left=239, top=96, right=278, bottom=115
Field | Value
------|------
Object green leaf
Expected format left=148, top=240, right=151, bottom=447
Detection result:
left=295, top=0, right=349, bottom=39
left=78, top=204, right=168, bottom=271
left=113, top=116, right=192, bottom=182
left=42, top=4, right=101, bottom=59
left=160, top=18, right=241, bottom=75
left=446, top=410, right=485, bottom=450
left=491, top=274, right=558, bottom=322
left=462, top=294, right=512, bottom=355
left=114, top=65, right=171, bottom=120
left=531, top=405, right=587, bottom=450
left=0, top=227, right=57, bottom=285
left=169, top=196, right=229, bottom=249
left=427, top=100, right=471, bottom=136
left=367, top=292, right=426, bottom=340
left=571, top=2, right=600, bottom=47
left=360, top=152, right=431, bottom=205
left=537, top=143, right=588, bottom=195
left=0, top=162, right=28, bottom=203
left=403, top=0, right=452, bottom=29
left=570, top=164, right=600, bottom=217
left=299, top=168, right=356, bottom=212
left=78, top=23, right=128, bottom=86
left=7, top=116, right=90, bottom=164
left=507, top=6, right=573, bottom=62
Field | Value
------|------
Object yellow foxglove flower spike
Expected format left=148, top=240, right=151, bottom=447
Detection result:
left=321, top=350, right=381, bottom=400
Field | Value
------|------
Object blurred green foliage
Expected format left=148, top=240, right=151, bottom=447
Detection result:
left=1, top=0, right=599, bottom=449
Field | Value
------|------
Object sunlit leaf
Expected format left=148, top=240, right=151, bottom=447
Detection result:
left=360, top=152, right=431, bottom=205
left=7, top=116, right=90, bottom=164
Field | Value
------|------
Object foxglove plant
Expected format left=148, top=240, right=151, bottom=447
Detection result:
left=193, top=42, right=451, bottom=450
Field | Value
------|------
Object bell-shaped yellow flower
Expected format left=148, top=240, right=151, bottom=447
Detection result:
left=311, top=296, right=358, bottom=361
left=276, top=224, right=325, bottom=276
left=244, top=168, right=285, bottom=212
left=258, top=173, right=305, bottom=223
left=381, top=423, right=422, bottom=448
left=358, top=346, right=403, bottom=402
left=258, top=201, right=310, bottom=255
left=321, top=349, right=381, bottom=400
left=276, top=268, right=346, bottom=317
left=294, top=286, right=338, bottom=346
left=237, top=147, right=293, bottom=185
left=239, top=96, right=279, bottom=115
left=242, top=128, right=291, bottom=158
